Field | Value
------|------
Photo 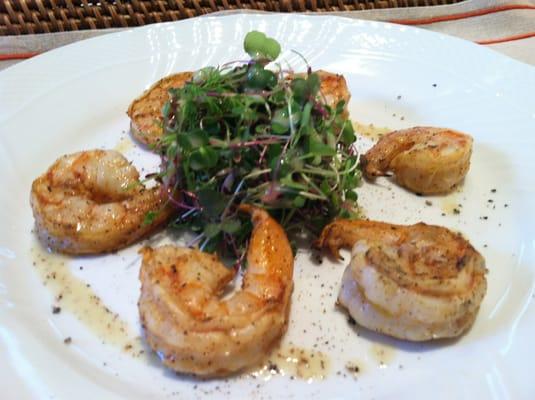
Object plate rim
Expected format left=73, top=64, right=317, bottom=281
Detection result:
left=1, top=12, right=535, bottom=400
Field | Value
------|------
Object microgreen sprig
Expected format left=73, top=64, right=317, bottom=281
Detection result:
left=159, top=31, right=361, bottom=263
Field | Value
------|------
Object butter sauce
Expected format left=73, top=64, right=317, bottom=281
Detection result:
left=250, top=345, right=330, bottom=381
left=30, top=245, right=145, bottom=358
left=353, top=121, right=391, bottom=141
left=113, top=136, right=135, bottom=154
left=370, top=343, right=396, bottom=367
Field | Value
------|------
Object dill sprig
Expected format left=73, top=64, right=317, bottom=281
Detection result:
left=158, top=31, right=361, bottom=261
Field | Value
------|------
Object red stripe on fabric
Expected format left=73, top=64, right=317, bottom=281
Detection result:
left=0, top=52, right=40, bottom=61
left=389, top=4, right=535, bottom=26
left=477, top=31, right=535, bottom=45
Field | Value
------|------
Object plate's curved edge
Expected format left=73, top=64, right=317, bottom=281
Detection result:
left=1, top=11, right=535, bottom=396
left=1, top=13, right=535, bottom=123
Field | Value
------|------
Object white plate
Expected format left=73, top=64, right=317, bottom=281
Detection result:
left=1, top=13, right=535, bottom=400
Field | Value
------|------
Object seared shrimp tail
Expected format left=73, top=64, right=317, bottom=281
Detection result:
left=314, top=219, right=402, bottom=259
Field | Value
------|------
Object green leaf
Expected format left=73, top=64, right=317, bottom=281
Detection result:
left=204, top=223, right=221, bottom=238
left=280, top=174, right=308, bottom=191
left=320, top=180, right=331, bottom=196
left=198, top=189, right=228, bottom=218
left=341, top=121, right=356, bottom=145
left=201, top=118, right=221, bottom=136
left=221, top=219, right=242, bottom=234
left=246, top=64, right=277, bottom=89
left=189, top=129, right=209, bottom=148
left=244, top=31, right=281, bottom=61
left=162, top=101, right=171, bottom=118
left=271, top=106, right=301, bottom=135
left=345, top=190, right=358, bottom=202
left=190, top=146, right=218, bottom=170
left=244, top=31, right=266, bottom=58
left=266, top=143, right=282, bottom=163
left=292, top=196, right=306, bottom=208
left=166, top=142, right=178, bottom=160
left=307, top=137, right=336, bottom=156
left=291, top=78, right=307, bottom=104
left=263, top=38, right=281, bottom=61
left=326, top=130, right=337, bottom=149
left=201, top=238, right=218, bottom=253
left=300, top=102, right=312, bottom=128
left=255, top=124, right=268, bottom=134
left=311, top=154, right=322, bottom=166
left=143, top=211, right=157, bottom=226
left=193, top=66, right=217, bottom=84
left=268, top=153, right=291, bottom=177
left=335, top=100, right=346, bottom=114
left=177, top=133, right=192, bottom=151
left=307, top=73, right=321, bottom=96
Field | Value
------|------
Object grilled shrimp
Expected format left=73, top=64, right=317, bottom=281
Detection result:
left=30, top=150, right=172, bottom=254
left=138, top=205, right=294, bottom=376
left=316, top=70, right=351, bottom=113
left=361, top=127, right=473, bottom=194
left=316, top=219, right=487, bottom=341
left=127, top=72, right=194, bottom=147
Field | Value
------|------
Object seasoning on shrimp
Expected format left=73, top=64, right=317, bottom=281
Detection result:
left=30, top=150, right=172, bottom=254
left=138, top=205, right=293, bottom=376
left=361, top=127, right=473, bottom=195
left=316, top=219, right=487, bottom=341
left=127, top=71, right=194, bottom=148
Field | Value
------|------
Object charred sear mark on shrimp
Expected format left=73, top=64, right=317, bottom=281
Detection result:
left=361, top=127, right=473, bottom=195
left=316, top=219, right=487, bottom=341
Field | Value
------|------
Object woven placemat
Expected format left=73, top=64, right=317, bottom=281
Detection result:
left=1, top=0, right=464, bottom=35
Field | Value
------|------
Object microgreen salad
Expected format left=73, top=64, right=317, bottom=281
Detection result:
left=154, top=31, right=361, bottom=262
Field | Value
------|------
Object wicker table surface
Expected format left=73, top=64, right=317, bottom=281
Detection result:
left=0, top=0, right=463, bottom=35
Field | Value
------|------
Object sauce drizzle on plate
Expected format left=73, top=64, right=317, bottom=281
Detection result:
left=30, top=245, right=145, bottom=358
